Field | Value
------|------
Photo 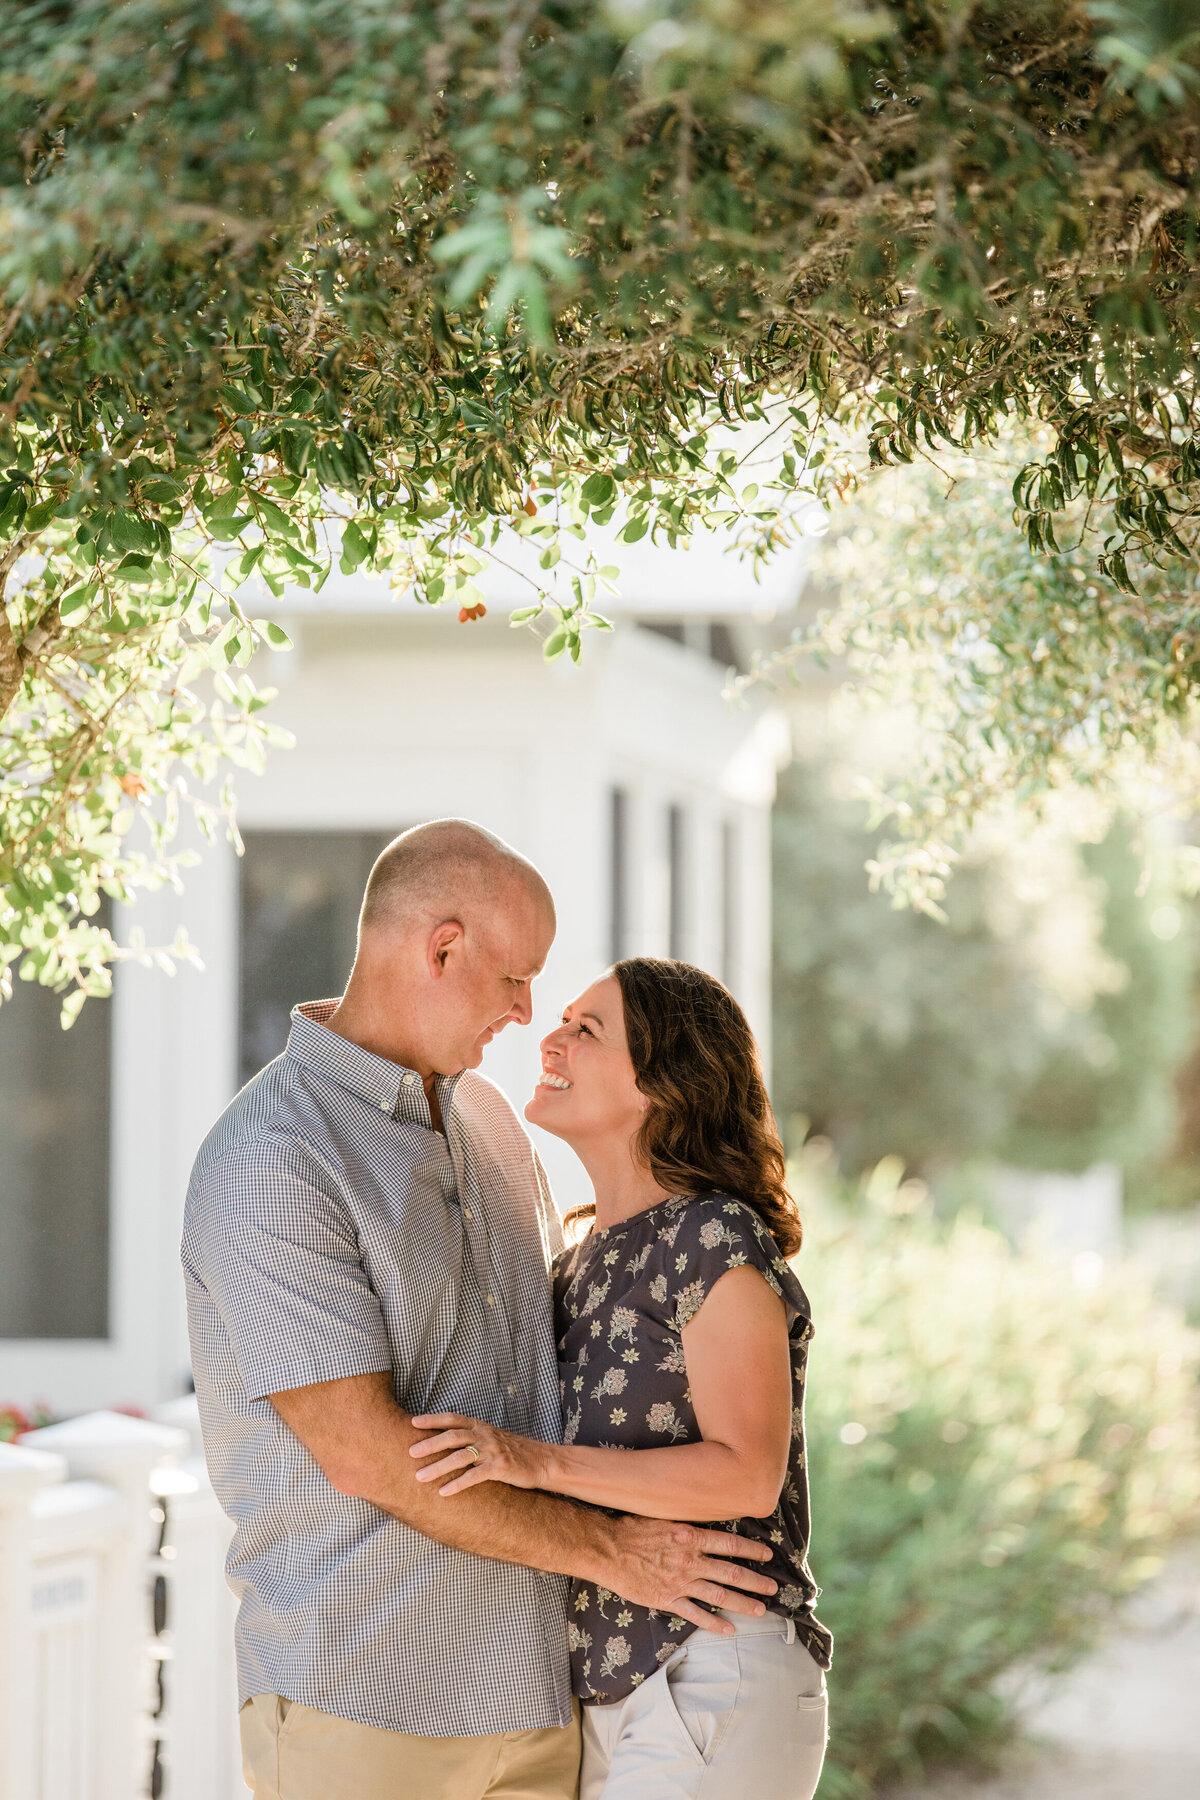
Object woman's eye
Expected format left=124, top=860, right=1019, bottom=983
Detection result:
left=578, top=1021, right=592, bottom=1037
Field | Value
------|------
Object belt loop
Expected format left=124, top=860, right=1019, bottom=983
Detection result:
left=784, top=1617, right=796, bottom=1644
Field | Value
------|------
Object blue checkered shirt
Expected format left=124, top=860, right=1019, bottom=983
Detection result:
left=182, top=1001, right=572, bottom=1736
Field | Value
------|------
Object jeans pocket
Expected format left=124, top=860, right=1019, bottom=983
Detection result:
left=664, top=1640, right=741, bottom=1766
left=794, top=1690, right=829, bottom=1748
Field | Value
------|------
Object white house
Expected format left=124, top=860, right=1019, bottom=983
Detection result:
left=0, top=531, right=803, bottom=1417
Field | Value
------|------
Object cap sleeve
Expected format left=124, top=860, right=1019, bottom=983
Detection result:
left=665, top=1194, right=810, bottom=1332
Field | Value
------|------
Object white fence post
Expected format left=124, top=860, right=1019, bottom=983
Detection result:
left=23, top=1411, right=188, bottom=1800
left=0, top=1442, right=66, bottom=1800
left=153, top=1396, right=249, bottom=1800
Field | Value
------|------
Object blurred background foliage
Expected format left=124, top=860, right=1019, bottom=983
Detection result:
left=795, top=1159, right=1200, bottom=1796
left=773, top=751, right=1200, bottom=1205
left=752, top=424, right=1200, bottom=913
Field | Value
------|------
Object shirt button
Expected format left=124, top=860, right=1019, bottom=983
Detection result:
left=486, top=1294, right=496, bottom=1307
left=463, top=1208, right=473, bottom=1222
left=402, top=1072, right=418, bottom=1087
left=507, top=1384, right=516, bottom=1397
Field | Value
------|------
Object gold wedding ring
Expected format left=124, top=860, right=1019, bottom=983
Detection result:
left=466, top=1444, right=480, bottom=1464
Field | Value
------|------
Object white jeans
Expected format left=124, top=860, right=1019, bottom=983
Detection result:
left=580, top=1611, right=828, bottom=1800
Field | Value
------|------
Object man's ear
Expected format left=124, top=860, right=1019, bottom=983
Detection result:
left=427, top=919, right=464, bottom=976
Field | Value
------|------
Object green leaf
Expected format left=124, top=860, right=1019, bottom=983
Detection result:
left=581, top=472, right=616, bottom=508
left=207, top=514, right=254, bottom=541
left=114, top=553, right=156, bottom=581
left=108, top=511, right=157, bottom=554
left=58, top=583, right=96, bottom=622
left=23, top=496, right=60, bottom=532
left=0, top=486, right=26, bottom=534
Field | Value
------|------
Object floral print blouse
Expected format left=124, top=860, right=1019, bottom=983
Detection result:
left=552, top=1190, right=833, bottom=1704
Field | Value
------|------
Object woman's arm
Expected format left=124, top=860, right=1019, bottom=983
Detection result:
left=411, top=1266, right=793, bottom=1521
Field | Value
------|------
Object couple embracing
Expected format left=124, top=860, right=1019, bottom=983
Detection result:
left=184, top=820, right=832, bottom=1800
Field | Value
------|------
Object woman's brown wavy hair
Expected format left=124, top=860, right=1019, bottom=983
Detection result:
left=610, top=957, right=802, bottom=1257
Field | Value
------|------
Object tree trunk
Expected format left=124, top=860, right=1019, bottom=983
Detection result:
left=0, top=602, right=20, bottom=726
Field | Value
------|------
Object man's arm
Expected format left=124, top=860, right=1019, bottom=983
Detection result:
left=271, top=1372, right=777, bottom=1635
left=411, top=1266, right=792, bottom=1521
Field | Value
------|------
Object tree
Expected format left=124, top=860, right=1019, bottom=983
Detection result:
left=2, top=0, right=1199, bottom=1008
left=767, top=426, right=1200, bottom=911
left=772, top=756, right=1194, bottom=1183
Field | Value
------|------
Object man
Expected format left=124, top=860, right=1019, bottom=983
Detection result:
left=183, top=819, right=776, bottom=1800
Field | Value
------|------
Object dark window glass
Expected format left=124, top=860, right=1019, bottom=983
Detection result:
left=638, top=620, right=686, bottom=647
left=238, top=830, right=393, bottom=1088
left=708, top=622, right=739, bottom=670
left=668, top=804, right=686, bottom=960
left=0, top=910, right=111, bottom=1339
left=610, top=789, right=630, bottom=964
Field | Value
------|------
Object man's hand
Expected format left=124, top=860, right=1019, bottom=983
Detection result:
left=597, top=1513, right=776, bottom=1635
left=271, top=1372, right=775, bottom=1634
left=407, top=1411, right=779, bottom=1635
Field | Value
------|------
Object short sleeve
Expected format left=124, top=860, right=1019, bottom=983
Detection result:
left=190, top=1135, right=394, bottom=1401
left=666, top=1195, right=809, bottom=1333
left=534, top=1150, right=566, bottom=1258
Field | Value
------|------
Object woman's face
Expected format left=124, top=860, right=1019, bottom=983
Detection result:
left=524, top=974, right=646, bottom=1147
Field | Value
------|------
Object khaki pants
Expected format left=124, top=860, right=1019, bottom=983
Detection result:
left=240, top=1694, right=581, bottom=1800
left=580, top=1612, right=826, bottom=1800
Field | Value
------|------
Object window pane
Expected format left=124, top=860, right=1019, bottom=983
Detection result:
left=238, top=830, right=393, bottom=1087
left=0, top=941, right=111, bottom=1340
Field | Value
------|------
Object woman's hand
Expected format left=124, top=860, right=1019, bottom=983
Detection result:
left=408, top=1413, right=551, bottom=1496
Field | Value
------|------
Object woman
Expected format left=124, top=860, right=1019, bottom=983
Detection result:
left=410, top=957, right=832, bottom=1800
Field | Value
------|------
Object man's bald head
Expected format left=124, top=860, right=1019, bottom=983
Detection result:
left=331, top=820, right=554, bottom=1077
left=359, top=819, right=554, bottom=940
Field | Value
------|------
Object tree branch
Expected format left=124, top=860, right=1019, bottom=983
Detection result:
left=0, top=601, right=20, bottom=726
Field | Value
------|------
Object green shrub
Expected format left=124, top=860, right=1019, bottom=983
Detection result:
left=796, top=1162, right=1200, bottom=1796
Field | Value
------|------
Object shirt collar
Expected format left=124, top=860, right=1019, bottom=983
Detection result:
left=286, top=1000, right=462, bottom=1126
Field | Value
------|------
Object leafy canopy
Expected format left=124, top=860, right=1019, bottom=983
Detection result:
left=2, top=0, right=1200, bottom=1009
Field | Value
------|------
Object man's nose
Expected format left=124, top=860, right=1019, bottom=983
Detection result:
left=510, top=984, right=534, bottom=1026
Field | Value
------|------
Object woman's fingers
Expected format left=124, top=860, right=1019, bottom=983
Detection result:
left=414, top=1448, right=482, bottom=1483
left=409, top=1429, right=474, bottom=1460
left=412, top=1413, right=475, bottom=1430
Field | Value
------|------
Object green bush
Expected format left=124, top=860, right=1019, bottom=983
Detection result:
left=796, top=1160, right=1200, bottom=1796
